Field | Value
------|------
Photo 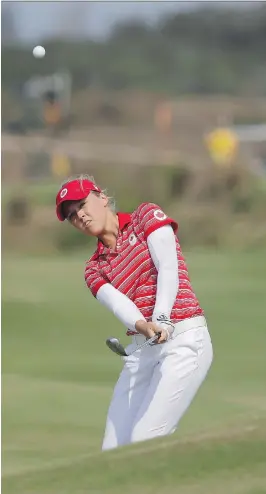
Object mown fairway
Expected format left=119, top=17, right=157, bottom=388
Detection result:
left=2, top=250, right=266, bottom=494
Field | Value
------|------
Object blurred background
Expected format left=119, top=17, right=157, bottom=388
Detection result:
left=2, top=1, right=266, bottom=253
left=2, top=2, right=266, bottom=493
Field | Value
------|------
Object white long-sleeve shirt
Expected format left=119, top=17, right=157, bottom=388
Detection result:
left=96, top=225, right=178, bottom=331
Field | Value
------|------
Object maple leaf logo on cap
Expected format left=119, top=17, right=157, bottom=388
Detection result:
left=60, top=188, right=68, bottom=199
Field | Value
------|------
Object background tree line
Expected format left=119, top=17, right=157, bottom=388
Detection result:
left=2, top=4, right=266, bottom=97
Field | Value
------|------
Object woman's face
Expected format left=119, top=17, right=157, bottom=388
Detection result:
left=64, top=192, right=109, bottom=236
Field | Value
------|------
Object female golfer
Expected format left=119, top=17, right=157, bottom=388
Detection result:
left=56, top=174, right=213, bottom=450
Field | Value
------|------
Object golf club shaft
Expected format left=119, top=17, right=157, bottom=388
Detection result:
left=106, top=332, right=161, bottom=357
left=129, top=333, right=159, bottom=354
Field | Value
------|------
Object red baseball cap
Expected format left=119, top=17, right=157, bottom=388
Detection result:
left=56, top=179, right=101, bottom=221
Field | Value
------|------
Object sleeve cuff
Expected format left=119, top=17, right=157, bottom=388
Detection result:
left=90, top=279, right=109, bottom=298
left=144, top=219, right=178, bottom=239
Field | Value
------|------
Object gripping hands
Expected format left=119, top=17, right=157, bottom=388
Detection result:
left=135, top=314, right=175, bottom=344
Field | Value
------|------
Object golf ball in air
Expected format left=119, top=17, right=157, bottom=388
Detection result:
left=33, top=45, right=46, bottom=58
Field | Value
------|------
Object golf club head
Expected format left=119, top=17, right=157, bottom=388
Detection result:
left=106, top=337, right=128, bottom=356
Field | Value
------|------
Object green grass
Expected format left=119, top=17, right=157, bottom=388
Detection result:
left=2, top=251, right=266, bottom=494
left=1, top=182, right=60, bottom=208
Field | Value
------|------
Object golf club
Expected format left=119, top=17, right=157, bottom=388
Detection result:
left=106, top=333, right=160, bottom=356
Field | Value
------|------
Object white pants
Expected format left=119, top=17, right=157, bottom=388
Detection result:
left=102, top=316, right=213, bottom=451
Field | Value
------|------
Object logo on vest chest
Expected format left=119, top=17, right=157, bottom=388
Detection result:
left=129, top=233, right=137, bottom=246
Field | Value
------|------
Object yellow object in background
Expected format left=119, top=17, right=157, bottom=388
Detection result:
left=51, top=153, right=71, bottom=177
left=205, top=127, right=239, bottom=166
left=43, top=101, right=62, bottom=126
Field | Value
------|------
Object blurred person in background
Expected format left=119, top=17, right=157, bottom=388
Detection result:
left=55, top=174, right=213, bottom=450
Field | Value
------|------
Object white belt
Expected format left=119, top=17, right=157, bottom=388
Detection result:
left=132, top=316, right=207, bottom=346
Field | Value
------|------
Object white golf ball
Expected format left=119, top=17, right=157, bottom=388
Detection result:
left=33, top=45, right=46, bottom=58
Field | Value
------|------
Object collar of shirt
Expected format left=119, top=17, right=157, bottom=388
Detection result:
left=96, top=212, right=131, bottom=257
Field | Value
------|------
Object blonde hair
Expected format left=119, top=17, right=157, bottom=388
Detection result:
left=60, top=174, right=116, bottom=211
